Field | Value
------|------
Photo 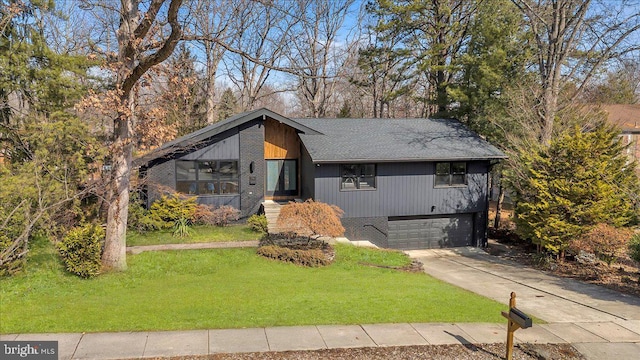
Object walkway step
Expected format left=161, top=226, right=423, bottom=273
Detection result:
left=262, top=200, right=303, bottom=234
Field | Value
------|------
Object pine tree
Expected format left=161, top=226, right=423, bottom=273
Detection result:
left=509, top=121, right=639, bottom=258
left=217, top=88, right=237, bottom=121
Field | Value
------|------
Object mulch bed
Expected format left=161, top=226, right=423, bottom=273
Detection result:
left=485, top=236, right=640, bottom=298
left=146, top=343, right=584, bottom=360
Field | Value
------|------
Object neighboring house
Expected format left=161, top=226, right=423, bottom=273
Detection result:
left=135, top=108, right=506, bottom=250
left=601, top=104, right=640, bottom=173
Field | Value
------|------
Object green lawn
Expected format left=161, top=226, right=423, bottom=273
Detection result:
left=0, top=237, right=508, bottom=334
left=126, top=224, right=262, bottom=246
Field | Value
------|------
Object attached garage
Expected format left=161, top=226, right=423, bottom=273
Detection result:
left=387, top=214, right=474, bottom=250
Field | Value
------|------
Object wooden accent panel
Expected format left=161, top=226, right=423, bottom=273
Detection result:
left=264, top=118, right=300, bottom=159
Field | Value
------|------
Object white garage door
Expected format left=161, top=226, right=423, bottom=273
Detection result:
left=388, top=214, right=473, bottom=250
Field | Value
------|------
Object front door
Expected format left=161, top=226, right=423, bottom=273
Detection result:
left=266, top=159, right=297, bottom=197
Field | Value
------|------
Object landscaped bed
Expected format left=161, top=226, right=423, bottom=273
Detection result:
left=1, top=237, right=507, bottom=334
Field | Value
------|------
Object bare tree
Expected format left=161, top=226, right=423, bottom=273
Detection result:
left=89, top=0, right=183, bottom=271
left=187, top=0, right=237, bottom=124
left=223, top=0, right=299, bottom=111
left=512, top=0, right=640, bottom=143
left=287, top=0, right=354, bottom=118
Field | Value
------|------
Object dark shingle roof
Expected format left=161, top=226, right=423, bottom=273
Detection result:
left=296, top=118, right=506, bottom=163
left=135, top=109, right=506, bottom=166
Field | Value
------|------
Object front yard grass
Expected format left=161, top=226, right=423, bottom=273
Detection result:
left=126, top=224, right=262, bottom=246
left=1, top=237, right=507, bottom=334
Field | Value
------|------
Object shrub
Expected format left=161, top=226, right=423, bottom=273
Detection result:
left=57, top=223, right=104, bottom=278
left=149, top=194, right=198, bottom=228
left=192, top=204, right=216, bottom=225
left=172, top=217, right=192, bottom=238
left=210, top=205, right=240, bottom=227
left=277, top=199, right=344, bottom=237
left=570, top=223, right=634, bottom=266
left=629, top=233, right=640, bottom=264
left=127, top=194, right=162, bottom=233
left=247, top=214, right=268, bottom=233
left=257, top=245, right=331, bottom=267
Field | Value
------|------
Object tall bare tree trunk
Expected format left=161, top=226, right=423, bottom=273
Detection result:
left=494, top=184, right=505, bottom=229
left=205, top=57, right=219, bottom=124
left=102, top=92, right=134, bottom=271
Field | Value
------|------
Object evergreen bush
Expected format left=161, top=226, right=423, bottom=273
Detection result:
left=127, top=193, right=162, bottom=233
left=629, top=233, right=640, bottom=264
left=148, top=194, right=198, bottom=228
left=247, top=214, right=268, bottom=233
left=57, top=223, right=104, bottom=278
left=507, top=121, right=639, bottom=258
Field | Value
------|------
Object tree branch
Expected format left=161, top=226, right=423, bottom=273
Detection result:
left=122, top=0, right=183, bottom=96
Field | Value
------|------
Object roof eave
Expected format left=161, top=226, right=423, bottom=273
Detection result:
left=310, top=155, right=508, bottom=164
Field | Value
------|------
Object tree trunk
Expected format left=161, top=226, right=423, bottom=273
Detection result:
left=102, top=92, right=134, bottom=272
left=205, top=51, right=221, bottom=124
left=541, top=84, right=557, bottom=144
left=494, top=184, right=505, bottom=229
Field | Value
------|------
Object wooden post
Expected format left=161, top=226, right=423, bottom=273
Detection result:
left=505, top=292, right=517, bottom=360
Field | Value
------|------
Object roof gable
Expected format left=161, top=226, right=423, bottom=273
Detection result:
left=135, top=108, right=320, bottom=166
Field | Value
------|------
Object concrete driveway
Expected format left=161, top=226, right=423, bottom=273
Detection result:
left=407, top=247, right=640, bottom=323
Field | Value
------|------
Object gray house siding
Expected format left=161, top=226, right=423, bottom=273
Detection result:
left=145, top=129, right=245, bottom=211
left=342, top=217, right=389, bottom=248
left=312, top=161, right=490, bottom=248
left=179, top=132, right=239, bottom=160
left=313, top=161, right=488, bottom=217
left=300, top=145, right=315, bottom=200
left=238, top=119, right=266, bottom=217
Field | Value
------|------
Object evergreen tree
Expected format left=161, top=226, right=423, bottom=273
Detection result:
left=0, top=1, right=100, bottom=275
left=448, top=0, right=531, bottom=135
left=370, top=0, right=480, bottom=116
left=217, top=88, right=237, bottom=121
left=508, top=120, right=639, bottom=259
left=1, top=0, right=94, bottom=160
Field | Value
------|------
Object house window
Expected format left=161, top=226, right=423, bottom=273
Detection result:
left=435, top=162, right=467, bottom=187
left=341, top=164, right=376, bottom=190
left=176, top=160, right=239, bottom=195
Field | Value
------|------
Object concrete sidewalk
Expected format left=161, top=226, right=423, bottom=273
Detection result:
left=3, top=320, right=640, bottom=360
